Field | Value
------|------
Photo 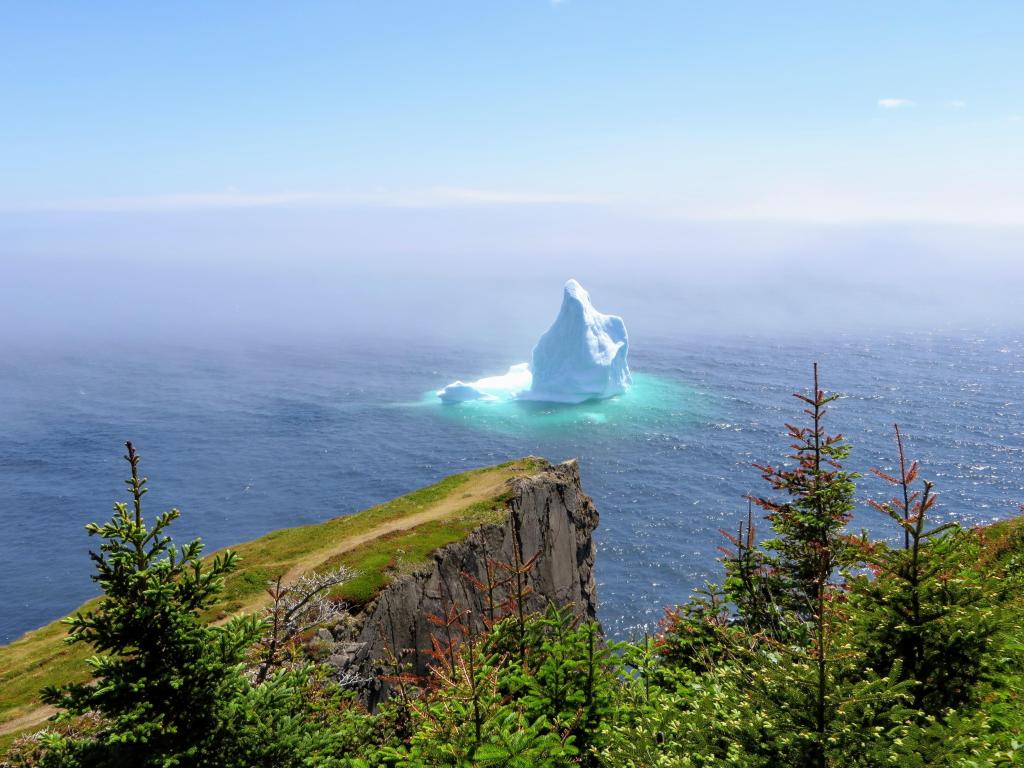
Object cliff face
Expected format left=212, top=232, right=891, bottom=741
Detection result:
left=328, top=459, right=599, bottom=708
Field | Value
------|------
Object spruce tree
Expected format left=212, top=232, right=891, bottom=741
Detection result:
left=740, top=366, right=906, bottom=768
left=750, top=363, right=857, bottom=621
left=851, top=425, right=1000, bottom=714
left=42, top=442, right=265, bottom=766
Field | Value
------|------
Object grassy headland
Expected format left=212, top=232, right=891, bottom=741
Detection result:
left=0, top=456, right=545, bottom=745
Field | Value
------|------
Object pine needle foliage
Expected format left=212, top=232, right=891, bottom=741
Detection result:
left=746, top=365, right=864, bottom=768
left=849, top=425, right=1001, bottom=714
left=37, top=443, right=310, bottom=767
left=748, top=363, right=858, bottom=622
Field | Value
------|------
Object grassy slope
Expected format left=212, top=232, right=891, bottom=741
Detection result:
left=972, top=514, right=1024, bottom=752
left=0, top=457, right=546, bottom=745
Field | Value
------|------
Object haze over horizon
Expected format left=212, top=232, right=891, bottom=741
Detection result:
left=3, top=2, right=1022, bottom=344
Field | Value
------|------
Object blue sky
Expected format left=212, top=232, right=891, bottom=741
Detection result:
left=2, top=2, right=1023, bottom=343
left=2, top=1, right=1022, bottom=222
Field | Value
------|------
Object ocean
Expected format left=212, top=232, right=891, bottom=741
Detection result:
left=3, top=331, right=1023, bottom=643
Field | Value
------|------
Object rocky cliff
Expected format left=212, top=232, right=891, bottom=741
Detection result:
left=328, top=459, right=599, bottom=708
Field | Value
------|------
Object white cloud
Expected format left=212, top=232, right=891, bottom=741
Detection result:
left=426, top=186, right=603, bottom=206
left=309, top=186, right=604, bottom=208
left=4, top=187, right=605, bottom=213
left=18, top=191, right=315, bottom=213
left=878, top=98, right=916, bottom=109
left=948, top=99, right=967, bottom=109
left=637, top=177, right=1024, bottom=227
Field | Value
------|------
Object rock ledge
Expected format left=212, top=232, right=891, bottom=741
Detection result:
left=329, top=459, right=598, bottom=708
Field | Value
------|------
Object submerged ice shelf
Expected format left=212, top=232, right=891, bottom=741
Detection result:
left=438, top=279, right=632, bottom=405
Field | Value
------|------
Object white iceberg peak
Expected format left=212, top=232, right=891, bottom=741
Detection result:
left=437, top=279, right=631, bottom=405
left=520, top=279, right=631, bottom=403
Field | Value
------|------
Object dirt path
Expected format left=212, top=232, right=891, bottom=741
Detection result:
left=0, top=705, right=56, bottom=739
left=232, top=471, right=512, bottom=616
left=0, top=471, right=514, bottom=742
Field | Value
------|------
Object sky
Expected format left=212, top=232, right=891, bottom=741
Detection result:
left=1, top=2, right=1023, bottom=342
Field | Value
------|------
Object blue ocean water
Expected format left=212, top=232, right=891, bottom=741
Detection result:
left=2, top=332, right=1023, bottom=643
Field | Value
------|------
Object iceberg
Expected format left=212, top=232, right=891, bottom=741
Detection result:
left=437, top=381, right=495, bottom=403
left=437, top=363, right=532, bottom=403
left=521, top=279, right=631, bottom=403
left=437, top=279, right=631, bottom=405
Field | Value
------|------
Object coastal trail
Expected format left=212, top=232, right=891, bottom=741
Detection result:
left=229, top=470, right=516, bottom=618
left=0, top=459, right=538, bottom=746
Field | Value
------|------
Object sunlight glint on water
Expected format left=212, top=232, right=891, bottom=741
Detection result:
left=2, top=332, right=1023, bottom=642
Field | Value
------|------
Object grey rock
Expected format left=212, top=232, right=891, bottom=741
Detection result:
left=329, top=459, right=599, bottom=709
left=315, top=628, right=334, bottom=644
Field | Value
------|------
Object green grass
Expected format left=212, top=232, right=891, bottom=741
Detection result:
left=325, top=491, right=514, bottom=604
left=0, top=603, right=97, bottom=743
left=210, top=458, right=544, bottom=614
left=0, top=456, right=546, bottom=746
left=976, top=514, right=1024, bottom=565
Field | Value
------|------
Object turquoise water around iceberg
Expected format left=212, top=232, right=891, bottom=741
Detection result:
left=423, top=373, right=713, bottom=437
